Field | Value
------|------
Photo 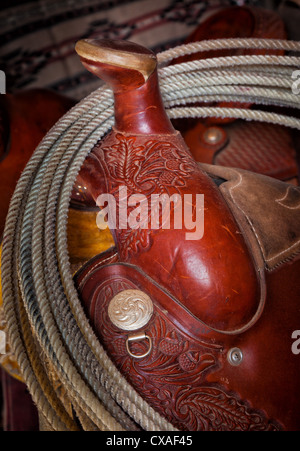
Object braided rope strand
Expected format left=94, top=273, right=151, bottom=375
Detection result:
left=2, top=38, right=300, bottom=431
left=157, top=38, right=300, bottom=63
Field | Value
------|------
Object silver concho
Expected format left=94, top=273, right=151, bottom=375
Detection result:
left=108, top=290, right=153, bottom=331
left=227, top=347, right=243, bottom=366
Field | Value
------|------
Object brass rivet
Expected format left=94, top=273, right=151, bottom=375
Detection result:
left=203, top=127, right=224, bottom=145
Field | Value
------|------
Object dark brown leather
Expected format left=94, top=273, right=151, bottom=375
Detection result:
left=199, top=163, right=300, bottom=270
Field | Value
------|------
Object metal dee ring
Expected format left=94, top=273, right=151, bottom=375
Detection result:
left=125, top=332, right=152, bottom=359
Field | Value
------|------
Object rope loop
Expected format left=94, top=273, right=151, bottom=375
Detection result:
left=1, top=38, right=300, bottom=431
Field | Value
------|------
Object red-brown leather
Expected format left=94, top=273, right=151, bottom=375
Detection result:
left=0, top=90, right=75, bottom=237
left=0, top=89, right=99, bottom=238
left=171, top=6, right=299, bottom=184
left=74, top=38, right=300, bottom=431
left=76, top=42, right=262, bottom=334
left=173, top=6, right=286, bottom=64
left=75, top=254, right=300, bottom=431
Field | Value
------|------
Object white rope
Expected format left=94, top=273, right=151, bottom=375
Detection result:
left=163, top=72, right=293, bottom=89
left=157, top=38, right=300, bottom=63
left=2, top=38, right=300, bottom=432
left=164, top=94, right=297, bottom=111
left=159, top=55, right=300, bottom=77
left=168, top=106, right=300, bottom=129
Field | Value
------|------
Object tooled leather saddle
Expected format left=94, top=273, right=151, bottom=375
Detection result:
left=72, top=38, right=300, bottom=431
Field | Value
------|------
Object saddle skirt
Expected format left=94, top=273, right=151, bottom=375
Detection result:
left=75, top=163, right=300, bottom=431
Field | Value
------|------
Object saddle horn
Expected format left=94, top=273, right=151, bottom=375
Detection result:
left=75, top=38, right=262, bottom=334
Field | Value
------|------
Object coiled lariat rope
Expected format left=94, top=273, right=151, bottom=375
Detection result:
left=1, top=38, right=300, bottom=431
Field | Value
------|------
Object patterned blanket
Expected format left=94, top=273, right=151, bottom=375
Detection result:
left=0, top=0, right=256, bottom=99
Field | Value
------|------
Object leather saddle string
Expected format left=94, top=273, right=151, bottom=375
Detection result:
left=2, top=38, right=300, bottom=431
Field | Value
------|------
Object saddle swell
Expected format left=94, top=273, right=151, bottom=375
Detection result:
left=73, top=39, right=300, bottom=430
left=75, top=38, right=262, bottom=335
